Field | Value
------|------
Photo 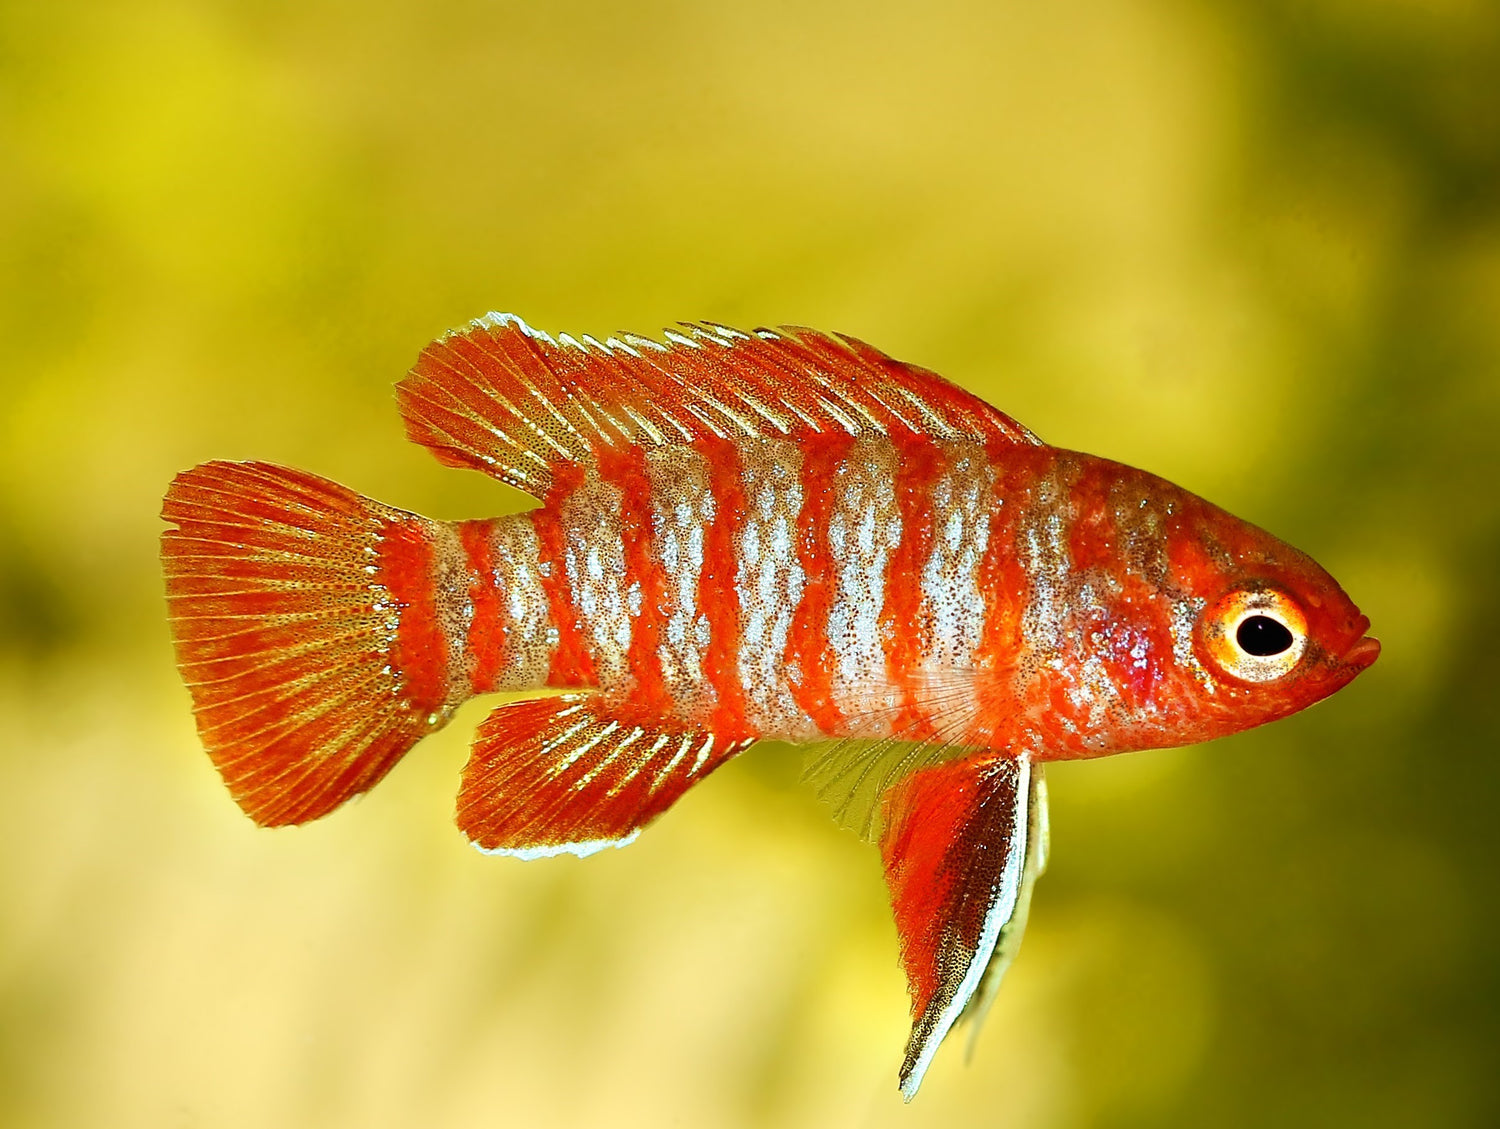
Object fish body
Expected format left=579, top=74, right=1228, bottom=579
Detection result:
left=367, top=437, right=1371, bottom=758
left=162, top=314, right=1377, bottom=1098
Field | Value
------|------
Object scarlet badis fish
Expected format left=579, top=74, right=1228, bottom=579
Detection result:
left=161, top=312, right=1379, bottom=1098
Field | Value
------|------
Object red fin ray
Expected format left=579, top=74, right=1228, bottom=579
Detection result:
left=397, top=313, right=1042, bottom=498
left=162, top=461, right=461, bottom=827
left=457, top=695, right=751, bottom=857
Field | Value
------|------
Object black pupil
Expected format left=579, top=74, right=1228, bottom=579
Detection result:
left=1237, top=615, right=1294, bottom=657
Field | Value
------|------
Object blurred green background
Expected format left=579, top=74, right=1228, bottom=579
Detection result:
left=2, top=1, right=1497, bottom=1126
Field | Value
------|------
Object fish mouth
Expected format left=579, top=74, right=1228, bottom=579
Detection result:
left=1335, top=612, right=1380, bottom=672
left=1343, top=635, right=1381, bottom=671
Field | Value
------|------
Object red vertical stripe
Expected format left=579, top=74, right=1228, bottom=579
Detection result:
left=785, top=431, right=856, bottom=732
left=696, top=437, right=750, bottom=738
left=458, top=519, right=504, bottom=694
left=376, top=516, right=448, bottom=712
left=881, top=433, right=949, bottom=740
left=598, top=444, right=671, bottom=714
left=975, top=447, right=1033, bottom=681
left=532, top=464, right=598, bottom=687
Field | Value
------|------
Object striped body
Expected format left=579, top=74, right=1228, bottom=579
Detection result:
left=388, top=438, right=1234, bottom=761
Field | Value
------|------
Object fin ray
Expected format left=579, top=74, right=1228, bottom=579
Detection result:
left=162, top=461, right=456, bottom=827
left=804, top=736, right=974, bottom=841
left=802, top=671, right=986, bottom=840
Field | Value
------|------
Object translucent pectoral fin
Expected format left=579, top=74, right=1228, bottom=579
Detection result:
left=879, top=753, right=1041, bottom=1101
left=803, top=735, right=978, bottom=842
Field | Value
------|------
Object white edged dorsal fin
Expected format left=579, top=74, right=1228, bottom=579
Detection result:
left=397, top=313, right=1042, bottom=499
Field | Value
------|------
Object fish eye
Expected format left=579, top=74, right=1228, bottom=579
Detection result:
left=1236, top=615, right=1294, bottom=657
left=1200, top=588, right=1308, bottom=683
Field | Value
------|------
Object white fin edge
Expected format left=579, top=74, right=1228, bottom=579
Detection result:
left=963, top=767, right=1049, bottom=1060
left=900, top=756, right=1031, bottom=1103
left=472, top=830, right=640, bottom=860
left=472, top=310, right=557, bottom=344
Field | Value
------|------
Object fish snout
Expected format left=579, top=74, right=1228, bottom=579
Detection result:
left=1343, top=635, right=1381, bottom=671
left=1337, top=614, right=1380, bottom=670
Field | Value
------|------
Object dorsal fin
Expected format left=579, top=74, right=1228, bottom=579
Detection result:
left=396, top=312, right=1043, bottom=498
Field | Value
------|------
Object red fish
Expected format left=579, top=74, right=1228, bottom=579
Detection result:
left=161, top=313, right=1379, bottom=1098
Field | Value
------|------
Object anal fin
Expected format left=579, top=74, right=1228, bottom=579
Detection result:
left=457, top=695, right=750, bottom=858
left=880, top=753, right=1043, bottom=1101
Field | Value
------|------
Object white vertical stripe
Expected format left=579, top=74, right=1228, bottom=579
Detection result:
left=826, top=438, right=902, bottom=733
left=647, top=446, right=718, bottom=724
left=491, top=517, right=557, bottom=688
left=1018, top=459, right=1071, bottom=654
left=735, top=439, right=814, bottom=736
left=561, top=473, right=633, bottom=687
left=428, top=522, right=474, bottom=702
left=919, top=441, right=994, bottom=674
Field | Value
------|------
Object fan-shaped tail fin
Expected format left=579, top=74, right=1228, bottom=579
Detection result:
left=161, top=461, right=461, bottom=826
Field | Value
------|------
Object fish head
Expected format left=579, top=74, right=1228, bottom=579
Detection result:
left=1152, top=483, right=1380, bottom=742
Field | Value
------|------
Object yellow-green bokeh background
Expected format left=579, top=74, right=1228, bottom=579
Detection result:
left=3, top=2, right=1497, bottom=1126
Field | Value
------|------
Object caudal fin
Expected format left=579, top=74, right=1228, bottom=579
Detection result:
left=161, top=461, right=459, bottom=826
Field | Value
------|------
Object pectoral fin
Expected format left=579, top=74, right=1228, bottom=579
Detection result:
left=879, top=753, right=1045, bottom=1100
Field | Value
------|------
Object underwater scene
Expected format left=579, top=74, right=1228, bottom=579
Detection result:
left=1, top=2, right=1497, bottom=1126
